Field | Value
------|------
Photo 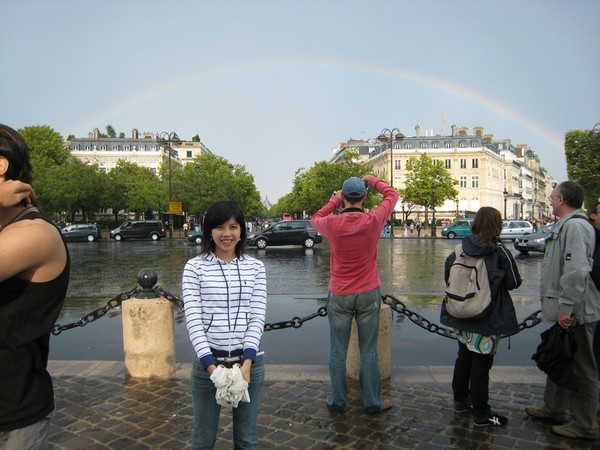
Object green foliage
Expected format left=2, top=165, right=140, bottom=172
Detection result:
left=400, top=153, right=458, bottom=216
left=191, top=134, right=201, bottom=142
left=19, top=125, right=69, bottom=171
left=565, top=129, right=600, bottom=207
left=106, top=125, right=116, bottom=138
left=278, top=151, right=374, bottom=215
left=173, top=153, right=265, bottom=218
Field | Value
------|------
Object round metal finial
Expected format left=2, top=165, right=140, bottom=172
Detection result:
left=136, top=269, right=159, bottom=298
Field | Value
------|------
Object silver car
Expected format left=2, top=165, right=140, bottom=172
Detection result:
left=500, top=220, right=535, bottom=241
left=514, top=224, right=555, bottom=253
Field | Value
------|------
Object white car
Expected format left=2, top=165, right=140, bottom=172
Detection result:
left=500, top=220, right=535, bottom=241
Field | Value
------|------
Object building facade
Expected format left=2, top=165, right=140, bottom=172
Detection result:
left=331, top=125, right=555, bottom=223
left=68, top=128, right=211, bottom=175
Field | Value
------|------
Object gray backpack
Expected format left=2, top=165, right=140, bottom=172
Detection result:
left=444, top=244, right=493, bottom=319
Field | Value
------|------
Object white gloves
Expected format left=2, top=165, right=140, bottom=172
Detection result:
left=209, top=364, right=250, bottom=408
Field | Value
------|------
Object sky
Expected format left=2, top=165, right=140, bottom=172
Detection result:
left=2, top=0, right=599, bottom=203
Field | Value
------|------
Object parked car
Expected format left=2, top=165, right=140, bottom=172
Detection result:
left=247, top=220, right=322, bottom=249
left=61, top=223, right=101, bottom=242
left=500, top=220, right=535, bottom=241
left=441, top=219, right=474, bottom=239
left=514, top=224, right=555, bottom=254
left=187, top=231, right=202, bottom=245
left=110, top=220, right=166, bottom=241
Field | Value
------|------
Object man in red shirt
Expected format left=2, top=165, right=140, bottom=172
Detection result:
left=311, top=174, right=398, bottom=414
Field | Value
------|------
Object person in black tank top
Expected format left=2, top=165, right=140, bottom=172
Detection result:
left=0, top=124, right=70, bottom=449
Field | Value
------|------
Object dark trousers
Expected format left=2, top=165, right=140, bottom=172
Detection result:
left=452, top=342, right=495, bottom=419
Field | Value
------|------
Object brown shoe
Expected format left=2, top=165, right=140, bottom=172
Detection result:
left=525, top=406, right=568, bottom=425
left=366, top=397, right=392, bottom=415
left=551, top=424, right=599, bottom=440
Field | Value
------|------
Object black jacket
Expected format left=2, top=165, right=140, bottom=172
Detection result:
left=440, top=235, right=522, bottom=336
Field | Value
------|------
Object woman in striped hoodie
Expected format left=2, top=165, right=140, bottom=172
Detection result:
left=182, top=201, right=267, bottom=450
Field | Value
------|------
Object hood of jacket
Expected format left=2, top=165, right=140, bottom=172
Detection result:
left=461, top=235, right=496, bottom=257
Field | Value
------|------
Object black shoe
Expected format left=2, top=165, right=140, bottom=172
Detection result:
left=454, top=401, right=472, bottom=413
left=474, top=412, right=508, bottom=427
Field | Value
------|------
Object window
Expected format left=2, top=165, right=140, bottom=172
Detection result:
left=112, top=145, right=119, bottom=151
left=124, top=145, right=130, bottom=151
left=404, top=143, right=412, bottom=149
left=444, top=159, right=451, bottom=169
left=471, top=176, right=479, bottom=188
left=420, top=142, right=428, bottom=149
left=186, top=151, right=193, bottom=158
left=85, top=144, right=90, bottom=150
left=394, top=159, right=401, bottom=170
left=471, top=141, right=478, bottom=148
left=100, top=145, right=106, bottom=151
left=460, top=176, right=467, bottom=188
left=460, top=159, right=467, bottom=168
left=432, top=142, right=439, bottom=149
left=472, top=158, right=479, bottom=168
left=445, top=141, right=452, bottom=148
left=459, top=141, right=467, bottom=148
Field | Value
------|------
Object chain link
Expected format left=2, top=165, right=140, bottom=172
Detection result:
left=382, top=294, right=542, bottom=340
left=53, top=288, right=542, bottom=340
left=51, top=287, right=140, bottom=335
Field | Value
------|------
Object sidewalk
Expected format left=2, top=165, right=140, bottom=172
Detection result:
left=47, top=361, right=595, bottom=449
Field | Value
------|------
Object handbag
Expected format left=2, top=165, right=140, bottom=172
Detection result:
left=531, top=324, right=578, bottom=390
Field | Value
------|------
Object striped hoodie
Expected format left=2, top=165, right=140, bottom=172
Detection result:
left=182, top=253, right=267, bottom=369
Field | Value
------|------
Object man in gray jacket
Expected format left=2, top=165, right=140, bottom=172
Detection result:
left=525, top=181, right=600, bottom=440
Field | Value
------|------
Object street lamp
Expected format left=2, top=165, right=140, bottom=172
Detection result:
left=455, top=198, right=459, bottom=221
left=431, top=184, right=437, bottom=237
left=158, top=131, right=180, bottom=239
left=503, top=187, right=508, bottom=220
left=377, top=128, right=405, bottom=237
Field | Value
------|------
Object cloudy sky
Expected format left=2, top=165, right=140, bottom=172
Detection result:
left=2, top=0, right=599, bottom=202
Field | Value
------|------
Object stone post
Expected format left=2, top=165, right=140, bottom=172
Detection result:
left=122, top=269, right=176, bottom=378
left=346, top=303, right=391, bottom=380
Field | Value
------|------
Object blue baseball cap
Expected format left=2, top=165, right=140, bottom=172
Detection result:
left=342, top=177, right=367, bottom=199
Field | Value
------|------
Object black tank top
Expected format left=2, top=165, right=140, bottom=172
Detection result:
left=0, top=210, right=70, bottom=431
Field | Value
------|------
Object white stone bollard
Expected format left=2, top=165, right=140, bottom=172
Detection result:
left=122, top=297, right=176, bottom=378
left=346, top=303, right=391, bottom=380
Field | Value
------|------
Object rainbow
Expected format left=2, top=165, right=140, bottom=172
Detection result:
left=73, top=58, right=565, bottom=151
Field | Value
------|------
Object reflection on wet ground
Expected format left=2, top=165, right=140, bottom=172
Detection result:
left=53, top=238, right=545, bottom=366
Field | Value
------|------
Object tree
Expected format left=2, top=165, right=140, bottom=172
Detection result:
left=106, top=125, right=116, bottom=138
left=565, top=129, right=600, bottom=207
left=400, top=153, right=458, bottom=221
left=170, top=153, right=264, bottom=220
left=19, top=125, right=69, bottom=170
left=278, top=151, right=373, bottom=215
left=191, top=134, right=201, bottom=142
left=108, top=161, right=163, bottom=219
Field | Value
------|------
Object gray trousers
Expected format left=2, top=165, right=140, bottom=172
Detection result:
left=544, top=323, right=599, bottom=438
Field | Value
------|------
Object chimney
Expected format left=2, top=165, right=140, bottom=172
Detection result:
left=415, top=124, right=420, bottom=137
left=483, top=134, right=494, bottom=144
left=474, top=127, right=484, bottom=138
left=451, top=124, right=457, bottom=137
left=93, top=128, right=99, bottom=139
left=132, top=128, right=139, bottom=139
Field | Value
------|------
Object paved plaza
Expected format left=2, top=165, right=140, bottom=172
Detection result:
left=46, top=361, right=599, bottom=449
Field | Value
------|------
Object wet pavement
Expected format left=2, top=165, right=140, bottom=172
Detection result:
left=47, top=361, right=599, bottom=450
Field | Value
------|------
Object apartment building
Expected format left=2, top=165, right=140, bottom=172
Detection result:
left=331, top=125, right=555, bottom=222
left=68, top=128, right=211, bottom=175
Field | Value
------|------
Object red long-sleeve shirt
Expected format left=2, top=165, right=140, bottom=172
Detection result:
left=311, top=177, right=398, bottom=295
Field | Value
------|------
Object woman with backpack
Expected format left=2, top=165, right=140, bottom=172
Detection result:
left=440, top=207, right=522, bottom=427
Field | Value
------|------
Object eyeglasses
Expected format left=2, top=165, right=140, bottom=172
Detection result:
left=548, top=194, right=562, bottom=202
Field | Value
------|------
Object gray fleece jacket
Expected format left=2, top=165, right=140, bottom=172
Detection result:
left=541, top=209, right=600, bottom=324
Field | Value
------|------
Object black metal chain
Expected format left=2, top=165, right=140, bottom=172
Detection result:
left=51, top=287, right=140, bottom=336
left=53, top=288, right=543, bottom=339
left=381, top=294, right=543, bottom=340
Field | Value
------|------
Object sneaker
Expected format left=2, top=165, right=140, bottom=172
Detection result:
left=454, top=401, right=472, bottom=414
left=525, top=406, right=568, bottom=425
left=551, top=424, right=599, bottom=440
left=365, top=397, right=393, bottom=415
left=474, top=412, right=508, bottom=427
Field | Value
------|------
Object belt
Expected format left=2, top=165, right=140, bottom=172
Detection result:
left=215, top=351, right=264, bottom=363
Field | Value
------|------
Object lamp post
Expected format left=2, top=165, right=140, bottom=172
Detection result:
left=377, top=128, right=405, bottom=238
left=503, top=187, right=508, bottom=220
left=431, top=184, right=436, bottom=237
left=158, top=131, right=180, bottom=239
left=455, top=198, right=459, bottom=221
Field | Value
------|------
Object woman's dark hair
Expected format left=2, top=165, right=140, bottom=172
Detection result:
left=200, top=201, right=247, bottom=258
left=0, top=124, right=33, bottom=185
left=471, top=206, right=502, bottom=247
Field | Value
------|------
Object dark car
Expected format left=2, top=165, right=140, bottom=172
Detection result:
left=61, top=223, right=101, bottom=242
left=110, top=220, right=166, bottom=241
left=247, top=220, right=322, bottom=249
left=187, top=231, right=203, bottom=245
left=514, top=224, right=555, bottom=254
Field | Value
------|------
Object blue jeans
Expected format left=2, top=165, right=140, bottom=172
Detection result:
left=0, top=410, right=53, bottom=450
left=327, top=288, right=382, bottom=413
left=190, top=357, right=264, bottom=450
